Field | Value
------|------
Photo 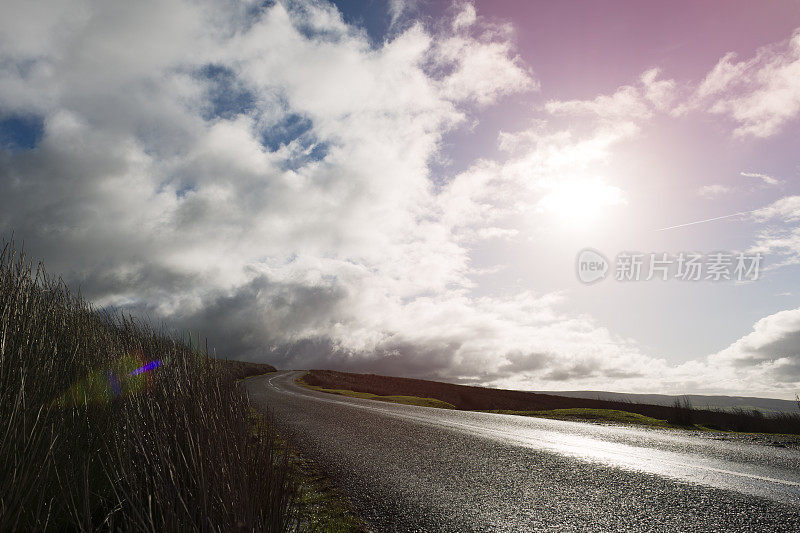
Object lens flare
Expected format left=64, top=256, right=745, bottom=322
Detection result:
left=130, top=359, right=163, bottom=376
left=56, top=353, right=165, bottom=407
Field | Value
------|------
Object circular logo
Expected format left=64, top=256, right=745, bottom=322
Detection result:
left=576, top=248, right=609, bottom=284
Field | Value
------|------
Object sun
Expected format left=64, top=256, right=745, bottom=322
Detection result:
left=537, top=177, right=626, bottom=229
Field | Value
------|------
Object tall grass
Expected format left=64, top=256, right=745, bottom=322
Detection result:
left=0, top=242, right=297, bottom=531
left=667, top=396, right=694, bottom=426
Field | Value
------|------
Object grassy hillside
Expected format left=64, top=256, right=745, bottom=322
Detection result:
left=0, top=242, right=296, bottom=531
left=304, top=370, right=800, bottom=435
left=297, top=374, right=456, bottom=409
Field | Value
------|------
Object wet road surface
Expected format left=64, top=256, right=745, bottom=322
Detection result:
left=244, top=371, right=800, bottom=532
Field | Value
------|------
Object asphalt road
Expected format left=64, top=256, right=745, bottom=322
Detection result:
left=244, top=371, right=800, bottom=532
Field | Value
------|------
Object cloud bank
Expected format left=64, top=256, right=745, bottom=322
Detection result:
left=1, top=0, right=799, bottom=397
left=0, top=0, right=639, bottom=385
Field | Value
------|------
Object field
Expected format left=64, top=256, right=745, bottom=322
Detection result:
left=302, top=370, right=800, bottom=434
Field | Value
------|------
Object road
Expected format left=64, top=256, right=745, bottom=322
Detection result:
left=244, top=371, right=800, bottom=532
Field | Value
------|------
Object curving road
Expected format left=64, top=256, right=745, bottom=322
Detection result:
left=244, top=371, right=800, bottom=532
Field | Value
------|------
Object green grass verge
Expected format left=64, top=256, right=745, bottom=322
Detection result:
left=487, top=408, right=709, bottom=429
left=296, top=376, right=457, bottom=409
left=249, top=408, right=366, bottom=532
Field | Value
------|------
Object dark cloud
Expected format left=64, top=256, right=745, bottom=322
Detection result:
left=543, top=363, right=599, bottom=382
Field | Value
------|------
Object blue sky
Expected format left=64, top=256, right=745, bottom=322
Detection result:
left=0, top=114, right=44, bottom=151
left=2, top=0, right=800, bottom=398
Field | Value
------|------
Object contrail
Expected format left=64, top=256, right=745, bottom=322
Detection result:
left=655, top=211, right=753, bottom=232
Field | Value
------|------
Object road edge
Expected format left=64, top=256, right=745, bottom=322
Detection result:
left=243, top=374, right=369, bottom=532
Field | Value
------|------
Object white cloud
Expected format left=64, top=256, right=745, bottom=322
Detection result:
left=742, top=196, right=800, bottom=272
left=740, top=171, right=782, bottom=186
left=640, top=68, right=676, bottom=111
left=749, top=228, right=800, bottom=270
left=452, top=2, right=477, bottom=32
left=691, top=29, right=800, bottom=138
left=388, top=0, right=416, bottom=27
left=697, top=184, right=731, bottom=198
left=544, top=68, right=676, bottom=136
left=546, top=85, right=652, bottom=122
left=707, top=308, right=800, bottom=389
left=695, top=52, right=748, bottom=100
left=433, top=35, right=535, bottom=105
left=752, top=195, right=800, bottom=222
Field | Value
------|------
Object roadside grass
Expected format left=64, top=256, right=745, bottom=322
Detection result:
left=248, top=408, right=366, bottom=533
left=297, top=375, right=456, bottom=409
left=486, top=408, right=707, bottom=430
left=0, top=241, right=297, bottom=531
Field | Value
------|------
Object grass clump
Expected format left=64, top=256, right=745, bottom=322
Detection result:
left=667, top=396, right=695, bottom=426
left=297, top=376, right=456, bottom=409
left=0, top=241, right=298, bottom=531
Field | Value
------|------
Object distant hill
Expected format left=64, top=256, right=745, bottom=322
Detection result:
left=540, top=391, right=799, bottom=414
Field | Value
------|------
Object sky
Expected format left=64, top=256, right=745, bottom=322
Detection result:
left=1, top=0, right=800, bottom=399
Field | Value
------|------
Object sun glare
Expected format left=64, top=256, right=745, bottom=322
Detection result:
left=537, top=178, right=626, bottom=228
